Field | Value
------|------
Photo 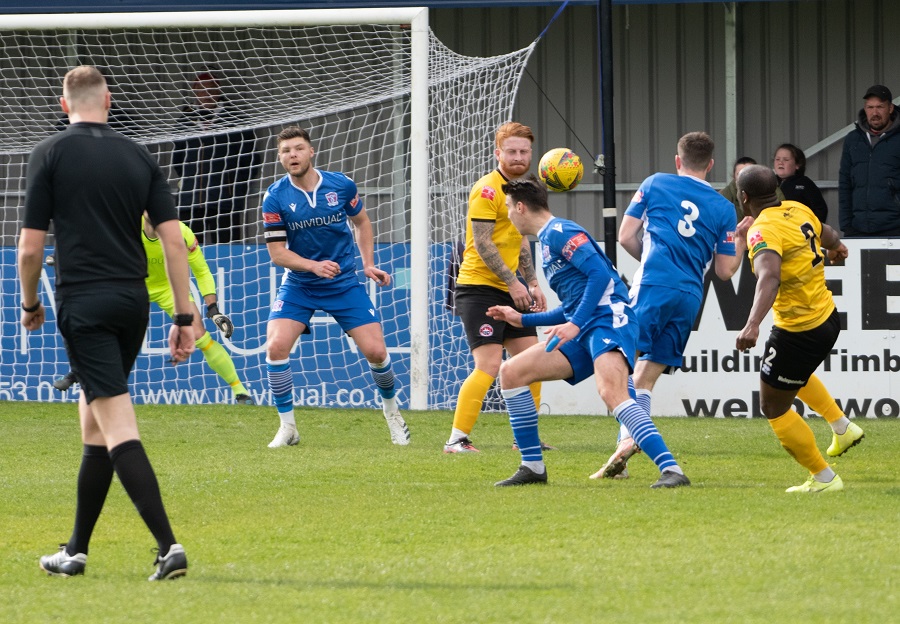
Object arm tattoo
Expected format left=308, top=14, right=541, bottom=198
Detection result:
left=518, top=241, right=538, bottom=284
left=472, top=220, right=517, bottom=285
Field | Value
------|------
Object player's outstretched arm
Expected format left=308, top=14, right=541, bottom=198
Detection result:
left=486, top=305, right=523, bottom=327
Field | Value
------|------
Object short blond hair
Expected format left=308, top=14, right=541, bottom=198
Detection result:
left=62, top=66, right=108, bottom=113
left=495, top=122, right=534, bottom=148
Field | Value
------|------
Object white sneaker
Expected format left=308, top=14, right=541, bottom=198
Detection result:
left=384, top=409, right=410, bottom=445
left=268, top=423, right=299, bottom=448
left=443, top=436, right=479, bottom=453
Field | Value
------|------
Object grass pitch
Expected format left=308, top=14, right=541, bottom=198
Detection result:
left=1, top=401, right=897, bottom=623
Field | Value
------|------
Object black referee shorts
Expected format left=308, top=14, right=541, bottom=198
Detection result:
left=57, top=282, right=149, bottom=403
left=454, top=284, right=537, bottom=350
left=761, top=308, right=840, bottom=391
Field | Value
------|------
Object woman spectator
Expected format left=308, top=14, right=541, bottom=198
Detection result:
left=773, top=143, right=829, bottom=224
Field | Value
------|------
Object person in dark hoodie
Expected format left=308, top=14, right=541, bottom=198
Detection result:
left=839, top=84, right=900, bottom=237
left=171, top=71, right=259, bottom=244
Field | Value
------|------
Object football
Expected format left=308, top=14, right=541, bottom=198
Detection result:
left=538, top=148, right=584, bottom=192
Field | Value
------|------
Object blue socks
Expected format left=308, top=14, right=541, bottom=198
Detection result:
left=613, top=399, right=680, bottom=474
left=502, top=386, right=543, bottom=463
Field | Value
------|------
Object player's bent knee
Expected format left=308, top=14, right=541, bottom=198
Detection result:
left=498, top=359, right=529, bottom=389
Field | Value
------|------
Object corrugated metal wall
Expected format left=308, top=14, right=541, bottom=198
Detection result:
left=431, top=0, right=900, bottom=235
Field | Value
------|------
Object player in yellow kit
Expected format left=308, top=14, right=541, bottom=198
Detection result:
left=443, top=122, right=549, bottom=453
left=735, top=165, right=864, bottom=493
left=55, top=215, right=253, bottom=404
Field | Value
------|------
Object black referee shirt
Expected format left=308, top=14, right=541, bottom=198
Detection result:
left=23, top=122, right=178, bottom=290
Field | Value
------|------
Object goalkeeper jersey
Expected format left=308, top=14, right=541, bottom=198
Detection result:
left=262, top=169, right=363, bottom=291
left=142, top=217, right=215, bottom=297
left=457, top=169, right=523, bottom=291
left=746, top=200, right=835, bottom=332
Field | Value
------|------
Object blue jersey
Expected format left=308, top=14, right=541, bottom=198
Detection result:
left=625, top=173, right=737, bottom=299
left=524, top=217, right=633, bottom=331
left=262, top=169, right=363, bottom=289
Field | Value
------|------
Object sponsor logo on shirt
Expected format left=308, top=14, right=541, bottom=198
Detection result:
left=326, top=192, right=339, bottom=207
left=350, top=194, right=360, bottom=209
left=272, top=300, right=284, bottom=312
left=631, top=190, right=643, bottom=204
left=562, top=232, right=589, bottom=260
left=187, top=240, right=199, bottom=253
left=263, top=212, right=281, bottom=224
left=479, top=324, right=494, bottom=337
left=480, top=185, right=496, bottom=200
left=288, top=213, right=346, bottom=230
left=726, top=231, right=735, bottom=243
left=289, top=203, right=297, bottom=212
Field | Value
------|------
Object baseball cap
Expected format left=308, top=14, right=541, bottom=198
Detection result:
left=863, top=85, right=893, bottom=101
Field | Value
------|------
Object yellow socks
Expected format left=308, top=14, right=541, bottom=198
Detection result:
left=768, top=409, right=828, bottom=475
left=196, top=331, right=248, bottom=396
left=529, top=381, right=542, bottom=414
left=797, top=374, right=846, bottom=425
left=451, top=369, right=495, bottom=435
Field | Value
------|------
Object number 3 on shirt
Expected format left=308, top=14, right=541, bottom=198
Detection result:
left=678, top=200, right=700, bottom=237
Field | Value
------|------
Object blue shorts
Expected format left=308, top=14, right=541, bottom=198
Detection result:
left=269, top=279, right=381, bottom=333
left=560, top=311, right=638, bottom=385
left=631, top=283, right=701, bottom=370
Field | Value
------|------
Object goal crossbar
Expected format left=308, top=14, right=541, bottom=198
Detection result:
left=0, top=8, right=427, bottom=30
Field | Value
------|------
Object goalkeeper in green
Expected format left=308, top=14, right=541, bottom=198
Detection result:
left=55, top=215, right=253, bottom=404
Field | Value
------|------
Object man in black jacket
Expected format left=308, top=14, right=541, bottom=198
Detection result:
left=171, top=71, right=259, bottom=244
left=839, top=84, right=900, bottom=237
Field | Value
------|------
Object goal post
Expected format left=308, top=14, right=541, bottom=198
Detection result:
left=0, top=8, right=535, bottom=410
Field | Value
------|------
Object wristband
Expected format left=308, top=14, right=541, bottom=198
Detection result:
left=22, top=300, right=41, bottom=313
left=173, top=313, right=194, bottom=327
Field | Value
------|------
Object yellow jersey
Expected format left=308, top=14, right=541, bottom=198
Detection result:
left=746, top=200, right=834, bottom=332
left=142, top=217, right=215, bottom=298
left=457, top=169, right=523, bottom=290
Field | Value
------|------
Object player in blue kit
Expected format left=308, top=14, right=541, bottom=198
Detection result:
left=262, top=126, right=410, bottom=448
left=486, top=175, right=690, bottom=488
left=595, top=132, right=749, bottom=479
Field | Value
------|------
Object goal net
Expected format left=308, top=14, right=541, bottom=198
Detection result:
left=0, top=9, right=536, bottom=410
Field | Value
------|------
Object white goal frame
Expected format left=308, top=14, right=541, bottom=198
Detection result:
left=1, top=8, right=433, bottom=409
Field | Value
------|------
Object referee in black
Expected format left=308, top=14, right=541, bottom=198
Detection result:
left=18, top=66, right=196, bottom=581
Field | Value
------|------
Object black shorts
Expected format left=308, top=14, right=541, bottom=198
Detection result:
left=454, top=284, right=537, bottom=350
left=57, top=282, right=149, bottom=403
left=761, top=308, right=840, bottom=391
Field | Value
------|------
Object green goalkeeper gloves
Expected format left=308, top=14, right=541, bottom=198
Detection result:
left=206, top=302, right=234, bottom=339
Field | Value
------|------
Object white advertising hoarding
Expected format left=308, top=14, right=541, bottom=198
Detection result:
left=541, top=239, right=900, bottom=418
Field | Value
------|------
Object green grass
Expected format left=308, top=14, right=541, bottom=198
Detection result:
left=1, top=401, right=898, bottom=623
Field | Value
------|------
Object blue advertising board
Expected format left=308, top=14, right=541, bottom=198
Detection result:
left=1, top=243, right=469, bottom=408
